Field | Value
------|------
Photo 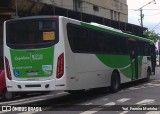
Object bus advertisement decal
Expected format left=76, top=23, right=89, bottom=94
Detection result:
left=10, top=46, right=54, bottom=78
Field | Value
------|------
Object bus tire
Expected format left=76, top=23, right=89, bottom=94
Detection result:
left=145, top=68, right=151, bottom=82
left=110, top=72, right=120, bottom=93
left=2, top=89, right=13, bottom=101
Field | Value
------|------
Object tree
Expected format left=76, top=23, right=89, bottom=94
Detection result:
left=143, top=30, right=160, bottom=43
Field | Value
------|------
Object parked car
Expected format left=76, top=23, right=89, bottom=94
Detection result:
left=0, top=70, right=13, bottom=101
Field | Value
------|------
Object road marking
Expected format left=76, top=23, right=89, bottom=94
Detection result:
left=0, top=111, right=10, bottom=114
left=18, top=111, right=37, bottom=114
left=119, top=99, right=156, bottom=114
left=119, top=111, right=129, bottom=114
left=136, top=99, right=155, bottom=105
left=0, top=98, right=30, bottom=105
left=147, top=83, right=160, bottom=86
left=102, top=98, right=108, bottom=101
left=117, top=98, right=131, bottom=103
left=128, top=87, right=140, bottom=90
left=119, top=80, right=160, bottom=93
left=79, top=100, right=126, bottom=114
left=117, top=98, right=130, bottom=114
left=0, top=94, right=54, bottom=105
left=9, top=98, right=46, bottom=105
left=84, top=103, right=93, bottom=105
left=104, top=102, right=116, bottom=106
left=146, top=111, right=160, bottom=114
left=79, top=107, right=104, bottom=114
left=56, top=92, right=67, bottom=95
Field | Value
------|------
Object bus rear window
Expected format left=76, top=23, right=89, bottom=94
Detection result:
left=6, top=19, right=58, bottom=49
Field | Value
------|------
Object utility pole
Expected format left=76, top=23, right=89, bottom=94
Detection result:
left=136, top=0, right=156, bottom=27
left=51, top=0, right=55, bottom=15
left=140, top=9, right=143, bottom=27
left=15, top=0, right=18, bottom=16
left=13, top=0, right=19, bottom=18
left=158, top=40, right=160, bottom=66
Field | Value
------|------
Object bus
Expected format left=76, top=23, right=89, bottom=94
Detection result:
left=3, top=16, right=156, bottom=93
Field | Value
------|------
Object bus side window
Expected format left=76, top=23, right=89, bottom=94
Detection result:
left=67, top=24, right=90, bottom=53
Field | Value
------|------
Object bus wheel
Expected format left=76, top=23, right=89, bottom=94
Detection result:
left=2, top=89, right=13, bottom=101
left=145, top=68, right=151, bottom=82
left=110, top=72, right=120, bottom=93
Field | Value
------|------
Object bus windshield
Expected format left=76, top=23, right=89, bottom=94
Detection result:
left=6, top=19, right=58, bottom=49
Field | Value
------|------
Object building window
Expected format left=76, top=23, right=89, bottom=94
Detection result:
left=114, top=11, right=117, bottom=21
left=73, top=0, right=82, bottom=12
left=110, top=10, right=120, bottom=21
left=93, top=5, right=99, bottom=12
left=118, top=12, right=120, bottom=21
left=110, top=10, right=113, bottom=20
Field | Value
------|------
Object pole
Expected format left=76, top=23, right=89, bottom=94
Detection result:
left=158, top=41, right=160, bottom=66
left=15, top=0, right=18, bottom=16
left=136, top=0, right=156, bottom=27
left=159, top=50, right=160, bottom=66
left=51, top=0, right=55, bottom=15
left=140, top=9, right=143, bottom=27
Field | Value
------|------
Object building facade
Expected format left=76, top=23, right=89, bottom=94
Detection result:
left=38, top=0, right=128, bottom=22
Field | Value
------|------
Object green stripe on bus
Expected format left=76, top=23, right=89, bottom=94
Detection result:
left=96, top=54, right=143, bottom=79
left=96, top=54, right=132, bottom=78
left=96, top=54, right=130, bottom=68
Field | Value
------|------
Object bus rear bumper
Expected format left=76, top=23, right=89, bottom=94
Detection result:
left=6, top=79, right=55, bottom=92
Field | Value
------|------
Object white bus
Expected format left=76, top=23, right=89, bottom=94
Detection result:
left=3, top=16, right=156, bottom=93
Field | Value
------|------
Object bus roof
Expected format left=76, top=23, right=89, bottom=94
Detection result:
left=5, top=15, right=154, bottom=44
left=5, top=16, right=58, bottom=23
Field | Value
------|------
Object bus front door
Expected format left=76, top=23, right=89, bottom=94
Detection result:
left=129, top=41, right=138, bottom=80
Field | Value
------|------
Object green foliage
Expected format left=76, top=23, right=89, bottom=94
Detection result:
left=144, top=30, right=160, bottom=43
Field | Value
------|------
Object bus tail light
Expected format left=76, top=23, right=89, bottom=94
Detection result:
left=56, top=53, right=64, bottom=79
left=5, top=57, right=12, bottom=80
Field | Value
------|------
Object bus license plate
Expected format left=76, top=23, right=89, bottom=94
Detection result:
left=27, top=72, right=38, bottom=76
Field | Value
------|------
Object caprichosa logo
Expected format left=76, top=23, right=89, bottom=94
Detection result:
left=15, top=54, right=43, bottom=61
left=32, top=54, right=43, bottom=60
left=15, top=56, right=30, bottom=61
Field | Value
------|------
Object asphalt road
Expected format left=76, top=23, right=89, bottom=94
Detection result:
left=1, top=67, right=160, bottom=114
